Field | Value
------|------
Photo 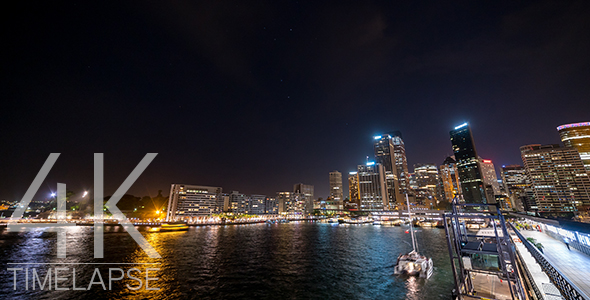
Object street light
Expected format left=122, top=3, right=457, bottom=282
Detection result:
left=50, top=192, right=56, bottom=198
left=82, top=191, right=88, bottom=197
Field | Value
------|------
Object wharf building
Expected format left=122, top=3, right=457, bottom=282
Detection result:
left=357, top=162, right=389, bottom=211
left=227, top=191, right=247, bottom=213
left=520, top=144, right=590, bottom=214
left=264, top=197, right=278, bottom=214
left=557, top=121, right=590, bottom=172
left=249, top=194, right=266, bottom=215
left=449, top=123, right=493, bottom=204
left=166, top=184, right=222, bottom=221
left=439, top=156, right=462, bottom=203
left=374, top=135, right=403, bottom=206
left=277, top=191, right=311, bottom=215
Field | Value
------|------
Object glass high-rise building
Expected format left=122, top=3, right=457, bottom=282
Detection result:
left=373, top=135, right=402, bottom=206
left=449, top=123, right=489, bottom=203
left=557, top=122, right=590, bottom=172
left=520, top=144, right=590, bottom=213
left=357, top=162, right=389, bottom=211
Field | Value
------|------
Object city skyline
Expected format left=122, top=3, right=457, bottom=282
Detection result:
left=0, top=120, right=587, bottom=203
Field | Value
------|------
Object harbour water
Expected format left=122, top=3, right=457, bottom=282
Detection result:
left=0, top=222, right=454, bottom=299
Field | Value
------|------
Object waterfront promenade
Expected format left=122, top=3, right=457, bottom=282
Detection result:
left=519, top=229, right=590, bottom=298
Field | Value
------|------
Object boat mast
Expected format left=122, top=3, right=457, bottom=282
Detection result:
left=406, top=194, right=416, bottom=252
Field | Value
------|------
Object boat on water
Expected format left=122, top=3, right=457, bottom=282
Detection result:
left=394, top=250, right=433, bottom=278
left=338, top=218, right=372, bottom=225
left=416, top=220, right=436, bottom=227
left=374, top=219, right=403, bottom=226
left=394, top=195, right=434, bottom=279
left=149, top=223, right=189, bottom=232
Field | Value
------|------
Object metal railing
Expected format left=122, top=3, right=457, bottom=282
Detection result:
left=513, top=240, right=543, bottom=300
left=510, top=223, right=590, bottom=300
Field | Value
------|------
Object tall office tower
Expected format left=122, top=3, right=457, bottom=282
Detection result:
left=439, top=156, right=462, bottom=203
left=293, top=183, right=314, bottom=214
left=264, top=197, right=278, bottom=214
left=166, top=184, right=222, bottom=221
left=501, top=165, right=530, bottom=212
left=277, top=192, right=310, bottom=215
left=520, top=144, right=590, bottom=213
left=357, top=162, right=389, bottom=211
left=479, top=158, right=501, bottom=195
left=374, top=135, right=402, bottom=206
left=348, top=171, right=360, bottom=206
left=557, top=122, right=590, bottom=171
left=413, top=163, right=441, bottom=208
left=389, top=131, right=412, bottom=196
left=329, top=171, right=343, bottom=209
left=249, top=194, right=266, bottom=215
left=450, top=123, right=489, bottom=204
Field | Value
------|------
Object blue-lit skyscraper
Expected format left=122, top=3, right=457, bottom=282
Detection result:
left=449, top=123, right=490, bottom=204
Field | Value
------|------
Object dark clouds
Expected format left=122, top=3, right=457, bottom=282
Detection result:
left=2, top=0, right=589, bottom=200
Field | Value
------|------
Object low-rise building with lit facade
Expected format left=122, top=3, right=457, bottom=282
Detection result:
left=277, top=191, right=310, bottom=215
left=166, top=184, right=222, bottom=221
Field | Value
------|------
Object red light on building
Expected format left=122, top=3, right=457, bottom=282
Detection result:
left=482, top=159, right=492, bottom=163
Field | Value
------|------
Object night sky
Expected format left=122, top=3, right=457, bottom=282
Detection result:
left=2, top=1, right=590, bottom=201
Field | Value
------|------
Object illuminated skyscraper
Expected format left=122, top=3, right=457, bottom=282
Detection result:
left=166, top=184, right=222, bottom=221
left=439, top=156, right=462, bottom=203
left=348, top=171, right=359, bottom=207
left=413, top=163, right=440, bottom=208
left=373, top=135, right=402, bottom=206
left=557, top=122, right=590, bottom=171
left=520, top=144, right=590, bottom=213
left=449, top=123, right=490, bottom=203
left=479, top=158, right=501, bottom=196
left=357, top=162, right=389, bottom=211
left=329, top=171, right=343, bottom=208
